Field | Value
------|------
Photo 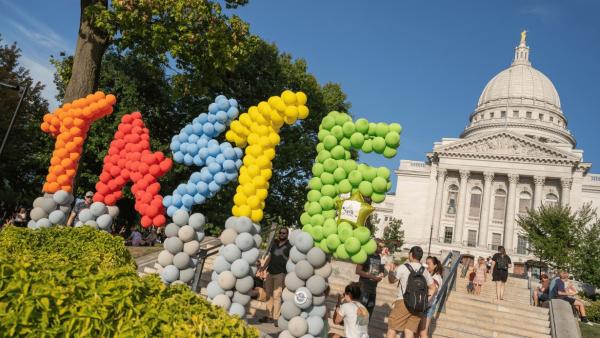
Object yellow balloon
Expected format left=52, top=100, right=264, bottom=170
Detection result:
left=247, top=196, right=260, bottom=209
left=233, top=193, right=247, bottom=206
left=255, top=156, right=270, bottom=169
left=253, top=175, right=267, bottom=188
left=298, top=105, right=309, bottom=119
left=259, top=136, right=272, bottom=148
left=257, top=125, right=269, bottom=136
left=256, top=188, right=268, bottom=201
left=225, top=130, right=237, bottom=143
left=238, top=173, right=251, bottom=185
left=284, top=106, right=298, bottom=119
left=248, top=165, right=260, bottom=177
left=236, top=185, right=244, bottom=194
left=269, top=96, right=286, bottom=112
left=251, top=209, right=263, bottom=222
left=238, top=205, right=251, bottom=217
left=258, top=101, right=272, bottom=116
left=264, top=148, right=276, bottom=160
left=247, top=133, right=260, bottom=145
left=269, top=110, right=284, bottom=125
left=243, top=183, right=256, bottom=196
left=261, top=169, right=272, bottom=180
left=296, top=91, right=307, bottom=105
left=271, top=119, right=284, bottom=131
left=284, top=115, right=297, bottom=125
left=248, top=145, right=263, bottom=158
left=232, top=205, right=240, bottom=216
left=268, top=132, right=280, bottom=145
left=240, top=113, right=252, bottom=127
left=243, top=155, right=256, bottom=167
left=234, top=136, right=247, bottom=148
left=282, top=90, right=297, bottom=105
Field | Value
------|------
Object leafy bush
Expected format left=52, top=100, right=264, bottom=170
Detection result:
left=0, top=226, right=258, bottom=337
left=587, top=299, right=600, bottom=323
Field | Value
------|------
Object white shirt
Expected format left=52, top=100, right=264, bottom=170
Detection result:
left=429, top=273, right=443, bottom=306
left=337, top=301, right=369, bottom=338
left=394, top=262, right=434, bottom=300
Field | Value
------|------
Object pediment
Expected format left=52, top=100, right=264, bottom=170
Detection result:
left=433, top=131, right=579, bottom=164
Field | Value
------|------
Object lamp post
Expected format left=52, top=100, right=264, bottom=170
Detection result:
left=0, top=81, right=30, bottom=160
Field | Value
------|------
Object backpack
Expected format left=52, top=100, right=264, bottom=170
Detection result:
left=496, top=255, right=508, bottom=270
left=401, top=263, right=428, bottom=314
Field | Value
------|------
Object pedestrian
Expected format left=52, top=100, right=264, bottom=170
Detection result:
left=258, top=227, right=291, bottom=326
left=491, top=246, right=511, bottom=301
left=356, top=239, right=385, bottom=321
left=473, top=257, right=487, bottom=296
left=387, top=246, right=435, bottom=338
left=552, top=270, right=591, bottom=324
left=418, top=256, right=443, bottom=338
left=66, top=191, right=94, bottom=226
left=533, top=273, right=550, bottom=306
left=467, top=270, right=475, bottom=294
left=126, top=226, right=144, bottom=246
left=486, top=256, right=492, bottom=274
left=331, top=282, right=370, bottom=338
left=13, top=207, right=27, bottom=227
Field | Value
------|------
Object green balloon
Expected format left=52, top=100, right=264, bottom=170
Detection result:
left=331, top=145, right=346, bottom=160
left=326, top=234, right=341, bottom=251
left=383, top=147, right=398, bottom=158
left=320, top=172, right=335, bottom=185
left=358, top=181, right=373, bottom=196
left=334, top=113, right=348, bottom=126
left=375, top=122, right=389, bottom=137
left=338, top=179, right=352, bottom=193
left=300, top=212, right=312, bottom=225
left=387, top=181, right=392, bottom=190
left=307, top=190, right=322, bottom=202
left=319, top=196, right=334, bottom=210
left=312, top=226, right=324, bottom=241
left=302, top=224, right=313, bottom=233
left=316, top=143, right=324, bottom=153
left=340, top=138, right=352, bottom=151
left=344, top=237, right=361, bottom=255
left=342, top=122, right=356, bottom=137
left=371, top=192, right=386, bottom=203
left=323, top=135, right=338, bottom=150
left=355, top=118, right=369, bottom=133
left=372, top=137, right=386, bottom=153
left=333, top=167, right=347, bottom=182
left=389, top=122, right=402, bottom=133
left=323, top=158, right=338, bottom=173
left=322, top=209, right=337, bottom=219
left=321, top=116, right=335, bottom=130
left=361, top=139, right=373, bottom=153
left=348, top=170, right=363, bottom=187
left=317, top=129, right=330, bottom=141
left=368, top=123, right=377, bottom=136
left=316, top=150, right=332, bottom=163
left=319, top=238, right=331, bottom=254
left=323, top=219, right=338, bottom=237
left=351, top=248, right=368, bottom=264
left=343, top=160, right=358, bottom=173
left=331, top=125, right=344, bottom=140
left=308, top=202, right=323, bottom=216
left=336, top=159, right=346, bottom=168
left=312, top=163, right=324, bottom=177
left=353, top=227, right=371, bottom=245
left=336, top=244, right=350, bottom=260
left=321, top=184, right=337, bottom=197
left=363, top=167, right=377, bottom=181
left=385, top=131, right=400, bottom=147
left=377, top=167, right=391, bottom=180
left=344, top=150, right=351, bottom=160
left=311, top=214, right=325, bottom=227
left=372, top=177, right=387, bottom=193
left=362, top=239, right=377, bottom=255
left=338, top=221, right=353, bottom=234
left=350, top=132, right=365, bottom=149
left=338, top=227, right=353, bottom=243
left=309, top=177, right=323, bottom=191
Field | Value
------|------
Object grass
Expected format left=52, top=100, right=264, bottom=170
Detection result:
left=580, top=322, right=600, bottom=338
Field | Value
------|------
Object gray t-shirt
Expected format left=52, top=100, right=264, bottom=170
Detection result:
left=394, top=262, right=434, bottom=300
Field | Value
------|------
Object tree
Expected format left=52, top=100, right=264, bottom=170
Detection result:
left=572, top=219, right=600, bottom=288
left=517, top=204, right=594, bottom=270
left=382, top=218, right=405, bottom=253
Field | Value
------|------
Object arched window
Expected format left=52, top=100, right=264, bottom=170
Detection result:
left=469, top=187, right=482, bottom=218
left=493, top=189, right=507, bottom=221
left=544, top=193, right=559, bottom=207
left=518, top=191, right=532, bottom=215
left=446, top=184, right=459, bottom=215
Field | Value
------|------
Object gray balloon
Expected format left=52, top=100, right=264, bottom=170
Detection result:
left=224, top=216, right=237, bottom=229
left=288, top=317, right=308, bottom=337
left=232, top=291, right=251, bottom=306
left=308, top=305, right=326, bottom=318
left=40, top=197, right=58, bottom=214
left=229, top=302, right=246, bottom=317
left=59, top=205, right=72, bottom=214
left=78, top=209, right=94, bottom=223
left=289, top=229, right=302, bottom=246
left=85, top=220, right=98, bottom=229
left=173, top=252, right=191, bottom=269
left=306, top=275, right=327, bottom=296
left=217, top=270, right=236, bottom=290
left=241, top=247, right=259, bottom=265
left=251, top=266, right=258, bottom=276
left=281, top=300, right=302, bottom=320
left=165, top=223, right=179, bottom=237
left=171, top=280, right=186, bottom=286
left=27, top=220, right=37, bottom=229
left=164, top=237, right=184, bottom=254
left=213, top=255, right=232, bottom=274
left=235, top=275, right=254, bottom=293
left=282, top=287, right=295, bottom=303
left=307, top=316, right=325, bottom=336
left=207, top=280, right=225, bottom=299
left=286, top=260, right=296, bottom=274
left=179, top=267, right=195, bottom=283
left=52, top=190, right=70, bottom=205
left=96, top=214, right=113, bottom=229
left=33, top=197, right=45, bottom=208
left=278, top=316, right=289, bottom=330
left=235, top=232, right=255, bottom=251
left=314, top=262, right=332, bottom=279
left=306, top=247, right=326, bottom=268
left=107, top=205, right=119, bottom=218
left=294, top=232, right=314, bottom=254
left=231, top=258, right=250, bottom=278
left=74, top=221, right=83, bottom=227
left=172, top=209, right=190, bottom=226
left=300, top=312, right=309, bottom=319
left=212, top=294, right=231, bottom=310
left=211, top=271, right=218, bottom=281
left=284, top=272, right=305, bottom=292
left=90, top=202, right=108, bottom=217
left=220, top=228, right=238, bottom=245
left=196, top=231, right=205, bottom=242
left=234, top=216, right=253, bottom=233
left=188, top=213, right=205, bottom=230
left=161, top=265, right=179, bottom=283
left=158, top=250, right=174, bottom=267
left=222, top=244, right=242, bottom=263
left=48, top=210, right=66, bottom=225
left=294, top=287, right=313, bottom=310
left=30, top=207, right=47, bottom=221
left=294, top=260, right=314, bottom=280
left=290, top=246, right=307, bottom=264
left=252, top=223, right=261, bottom=235
left=312, top=294, right=326, bottom=306
left=253, top=234, right=262, bottom=248
left=225, top=290, right=234, bottom=298
left=183, top=240, right=201, bottom=256
left=178, top=225, right=195, bottom=242
left=279, top=330, right=294, bottom=338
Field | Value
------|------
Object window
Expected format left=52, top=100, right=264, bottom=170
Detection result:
left=490, top=112, right=495, bottom=118
left=446, top=184, right=459, bottom=215
left=526, top=111, right=532, bottom=118
left=444, top=227, right=453, bottom=244
left=517, top=236, right=528, bottom=255
left=544, top=193, right=559, bottom=207
left=469, top=187, right=482, bottom=218
left=493, top=189, right=507, bottom=221
left=513, top=110, right=519, bottom=118
left=501, top=111, right=506, bottom=118
left=550, top=116, right=554, bottom=122
left=491, top=233, right=502, bottom=251
left=384, top=216, right=389, bottom=222
left=518, top=191, right=532, bottom=215
left=467, top=230, right=477, bottom=247
left=539, top=113, right=544, bottom=121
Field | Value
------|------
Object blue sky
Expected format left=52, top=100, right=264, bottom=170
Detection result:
left=2, top=0, right=600, bottom=189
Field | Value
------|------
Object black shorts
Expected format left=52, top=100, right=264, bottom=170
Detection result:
left=492, top=269, right=508, bottom=282
left=539, top=293, right=549, bottom=302
left=560, top=297, right=576, bottom=305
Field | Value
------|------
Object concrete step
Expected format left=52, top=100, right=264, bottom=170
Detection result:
left=434, top=318, right=550, bottom=338
left=432, top=326, right=488, bottom=338
left=450, top=293, right=549, bottom=315
left=442, top=308, right=550, bottom=333
left=439, top=313, right=550, bottom=337
left=446, top=297, right=549, bottom=321
left=453, top=290, right=534, bottom=307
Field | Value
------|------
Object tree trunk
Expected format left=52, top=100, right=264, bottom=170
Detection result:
left=63, top=0, right=109, bottom=103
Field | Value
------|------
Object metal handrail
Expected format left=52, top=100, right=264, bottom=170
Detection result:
left=426, top=251, right=463, bottom=335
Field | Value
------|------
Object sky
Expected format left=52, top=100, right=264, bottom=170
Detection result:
left=1, top=0, right=600, bottom=190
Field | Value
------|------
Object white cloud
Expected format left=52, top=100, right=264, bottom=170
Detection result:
left=19, top=55, right=59, bottom=110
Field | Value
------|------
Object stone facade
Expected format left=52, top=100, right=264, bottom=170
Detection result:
left=376, top=35, right=600, bottom=273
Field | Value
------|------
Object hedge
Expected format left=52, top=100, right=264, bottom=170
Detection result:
left=0, top=226, right=259, bottom=337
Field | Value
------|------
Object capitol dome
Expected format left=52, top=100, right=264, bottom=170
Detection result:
left=462, top=33, right=575, bottom=146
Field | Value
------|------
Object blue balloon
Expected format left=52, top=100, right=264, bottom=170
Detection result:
left=178, top=132, right=188, bottom=143
left=223, top=147, right=236, bottom=160
left=215, top=94, right=227, bottom=102
left=188, top=134, right=199, bottom=144
left=167, top=205, right=178, bottom=217
left=217, top=97, right=230, bottom=110
left=200, top=167, right=213, bottom=182
left=225, top=172, right=238, bottom=181
left=215, top=154, right=225, bottom=164
left=172, top=194, right=182, bottom=207
left=215, top=110, right=228, bottom=123
left=173, top=151, right=184, bottom=163
left=228, top=98, right=238, bottom=108
left=208, top=162, right=221, bottom=175
left=193, top=155, right=204, bottom=166
left=202, top=123, right=214, bottom=136
left=183, top=154, right=194, bottom=166
left=208, top=181, right=220, bottom=193
left=192, top=122, right=203, bottom=134
left=170, top=139, right=181, bottom=152
left=208, top=143, right=220, bottom=157
left=222, top=159, right=236, bottom=171
left=227, top=106, right=239, bottom=119
left=163, top=195, right=173, bottom=207
left=208, top=102, right=219, bottom=113
left=234, top=148, right=243, bottom=159
left=194, top=194, right=206, bottom=204
left=180, top=143, right=189, bottom=153
left=235, top=159, right=243, bottom=168
left=187, top=143, right=199, bottom=156
left=207, top=114, right=217, bottom=123
left=190, top=172, right=202, bottom=184
left=184, top=124, right=193, bottom=134
left=198, top=147, right=209, bottom=160
left=205, top=156, right=216, bottom=165
left=214, top=122, right=226, bottom=134
left=192, top=117, right=200, bottom=124
left=198, top=113, right=208, bottom=124
left=186, top=182, right=197, bottom=195
left=214, top=172, right=227, bottom=185
left=182, top=194, right=194, bottom=207
left=197, top=137, right=208, bottom=149
left=176, top=184, right=187, bottom=195
left=196, top=181, right=208, bottom=194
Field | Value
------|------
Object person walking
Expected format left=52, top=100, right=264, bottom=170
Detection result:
left=387, top=246, right=435, bottom=338
left=491, top=246, right=511, bottom=301
left=473, top=257, right=487, bottom=296
left=331, top=282, right=370, bottom=338
left=258, top=227, right=291, bottom=326
left=356, top=240, right=385, bottom=321
left=418, top=256, right=443, bottom=338
left=66, top=191, right=94, bottom=226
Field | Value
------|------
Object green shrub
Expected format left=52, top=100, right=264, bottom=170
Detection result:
left=0, top=226, right=258, bottom=337
left=587, top=299, right=600, bottom=323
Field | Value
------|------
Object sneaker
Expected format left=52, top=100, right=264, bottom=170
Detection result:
left=258, top=317, right=273, bottom=323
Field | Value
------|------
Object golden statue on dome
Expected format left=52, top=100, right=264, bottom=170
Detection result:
left=520, top=30, right=527, bottom=45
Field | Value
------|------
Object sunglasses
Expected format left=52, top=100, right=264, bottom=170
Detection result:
left=279, top=232, right=288, bottom=235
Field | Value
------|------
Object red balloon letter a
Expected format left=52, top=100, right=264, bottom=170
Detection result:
left=94, top=112, right=173, bottom=227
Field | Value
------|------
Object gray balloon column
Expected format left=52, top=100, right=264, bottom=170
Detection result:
left=207, top=216, right=262, bottom=318
left=27, top=189, right=116, bottom=231
left=278, top=229, right=331, bottom=338
left=158, top=210, right=206, bottom=285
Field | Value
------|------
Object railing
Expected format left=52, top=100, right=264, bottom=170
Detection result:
left=426, top=251, right=463, bottom=336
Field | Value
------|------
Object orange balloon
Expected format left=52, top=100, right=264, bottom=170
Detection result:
left=47, top=182, right=60, bottom=193
left=57, top=174, right=69, bottom=185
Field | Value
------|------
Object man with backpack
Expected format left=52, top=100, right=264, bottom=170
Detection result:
left=491, top=246, right=512, bottom=301
left=386, top=246, right=435, bottom=338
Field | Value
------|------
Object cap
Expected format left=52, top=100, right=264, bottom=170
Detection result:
left=85, top=191, right=94, bottom=197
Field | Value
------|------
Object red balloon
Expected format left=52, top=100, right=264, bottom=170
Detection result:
left=140, top=215, right=152, bottom=228
left=105, top=194, right=117, bottom=205
left=147, top=182, right=161, bottom=195
left=153, top=214, right=166, bottom=227
left=149, top=164, right=161, bottom=176
left=93, top=193, right=104, bottom=203
left=99, top=172, right=111, bottom=183
left=159, top=158, right=173, bottom=172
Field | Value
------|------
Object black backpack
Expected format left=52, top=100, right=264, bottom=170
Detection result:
left=401, top=263, right=428, bottom=314
left=496, top=255, right=508, bottom=270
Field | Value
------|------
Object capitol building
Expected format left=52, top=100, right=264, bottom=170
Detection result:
left=375, top=34, right=600, bottom=275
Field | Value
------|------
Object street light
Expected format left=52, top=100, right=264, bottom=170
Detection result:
left=0, top=81, right=30, bottom=160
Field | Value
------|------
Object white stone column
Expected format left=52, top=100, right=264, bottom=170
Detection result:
left=504, top=174, right=519, bottom=252
left=425, top=166, right=438, bottom=238
left=478, top=172, right=494, bottom=248
left=431, top=168, right=447, bottom=242
left=454, top=170, right=470, bottom=245
left=533, top=176, right=545, bottom=209
left=561, top=178, right=572, bottom=207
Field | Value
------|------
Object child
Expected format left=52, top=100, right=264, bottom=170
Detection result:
left=467, top=271, right=476, bottom=294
